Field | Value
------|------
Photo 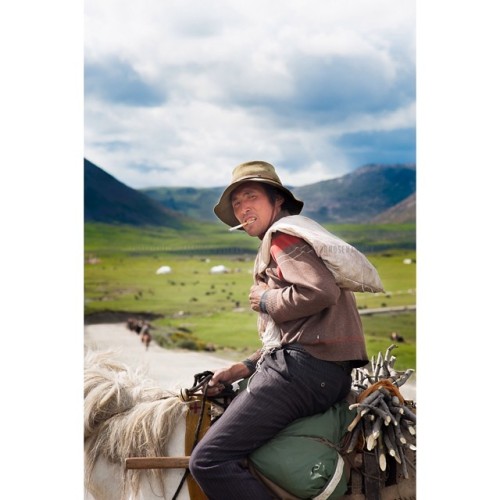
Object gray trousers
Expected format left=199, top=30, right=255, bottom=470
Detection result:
left=189, top=345, right=352, bottom=499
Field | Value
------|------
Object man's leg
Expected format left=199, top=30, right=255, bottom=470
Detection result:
left=189, top=348, right=351, bottom=499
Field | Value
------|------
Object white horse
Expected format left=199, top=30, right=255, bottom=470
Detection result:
left=84, top=349, right=206, bottom=500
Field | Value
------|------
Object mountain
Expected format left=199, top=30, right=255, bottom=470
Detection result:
left=142, top=186, right=222, bottom=223
left=84, top=159, right=186, bottom=228
left=295, top=163, right=416, bottom=223
left=85, top=160, right=415, bottom=226
left=144, top=163, right=416, bottom=224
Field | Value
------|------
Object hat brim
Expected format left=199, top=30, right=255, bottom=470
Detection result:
left=213, top=177, right=304, bottom=228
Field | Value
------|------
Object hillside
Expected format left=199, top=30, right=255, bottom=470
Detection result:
left=143, top=163, right=416, bottom=224
left=84, top=159, right=187, bottom=228
left=371, top=192, right=416, bottom=223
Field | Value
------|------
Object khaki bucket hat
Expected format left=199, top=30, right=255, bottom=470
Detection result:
left=214, top=161, right=304, bottom=227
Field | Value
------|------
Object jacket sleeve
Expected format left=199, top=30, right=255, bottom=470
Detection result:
left=263, top=232, right=341, bottom=323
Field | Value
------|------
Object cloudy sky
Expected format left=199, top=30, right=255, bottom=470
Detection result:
left=84, top=0, right=415, bottom=189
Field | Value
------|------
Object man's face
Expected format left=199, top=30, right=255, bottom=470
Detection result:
left=230, top=182, right=283, bottom=238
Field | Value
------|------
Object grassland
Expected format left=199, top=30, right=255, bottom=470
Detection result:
left=84, top=221, right=416, bottom=371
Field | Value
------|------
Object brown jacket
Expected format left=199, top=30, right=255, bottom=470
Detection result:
left=252, top=231, right=369, bottom=368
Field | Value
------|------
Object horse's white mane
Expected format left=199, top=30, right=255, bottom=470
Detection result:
left=84, top=349, right=188, bottom=498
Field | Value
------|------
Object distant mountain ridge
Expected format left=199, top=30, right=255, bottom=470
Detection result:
left=295, top=163, right=416, bottom=223
left=141, top=185, right=223, bottom=223
left=144, top=163, right=416, bottom=224
left=85, top=159, right=416, bottom=226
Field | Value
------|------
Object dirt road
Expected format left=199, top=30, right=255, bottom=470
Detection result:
left=84, top=323, right=233, bottom=392
left=84, top=323, right=416, bottom=400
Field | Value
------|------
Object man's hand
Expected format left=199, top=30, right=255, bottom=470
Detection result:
left=249, top=283, right=269, bottom=312
left=207, top=362, right=252, bottom=396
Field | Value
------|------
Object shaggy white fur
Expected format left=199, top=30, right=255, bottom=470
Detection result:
left=84, top=349, right=190, bottom=500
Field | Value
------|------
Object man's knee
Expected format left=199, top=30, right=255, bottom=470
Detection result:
left=188, top=446, right=204, bottom=480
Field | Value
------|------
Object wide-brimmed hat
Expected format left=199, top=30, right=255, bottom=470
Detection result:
left=214, top=161, right=304, bottom=227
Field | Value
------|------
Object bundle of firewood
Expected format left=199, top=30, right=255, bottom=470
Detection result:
left=345, top=344, right=416, bottom=478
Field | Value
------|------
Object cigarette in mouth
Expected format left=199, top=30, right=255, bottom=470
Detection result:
left=228, top=218, right=256, bottom=232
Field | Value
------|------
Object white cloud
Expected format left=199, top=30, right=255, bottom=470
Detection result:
left=85, top=0, right=416, bottom=188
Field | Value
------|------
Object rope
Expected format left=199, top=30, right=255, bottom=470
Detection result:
left=357, top=378, right=405, bottom=404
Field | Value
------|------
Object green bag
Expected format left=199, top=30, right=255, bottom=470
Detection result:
left=249, top=401, right=356, bottom=499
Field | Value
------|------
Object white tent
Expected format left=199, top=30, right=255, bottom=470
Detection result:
left=156, top=265, right=172, bottom=274
left=210, top=265, right=229, bottom=274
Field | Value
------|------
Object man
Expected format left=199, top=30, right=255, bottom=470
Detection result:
left=189, top=161, right=372, bottom=499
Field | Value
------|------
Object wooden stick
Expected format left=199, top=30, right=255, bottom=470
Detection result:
left=346, top=421, right=363, bottom=453
left=377, top=435, right=387, bottom=471
left=347, top=412, right=363, bottom=432
left=394, top=413, right=407, bottom=444
left=125, top=456, right=190, bottom=469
